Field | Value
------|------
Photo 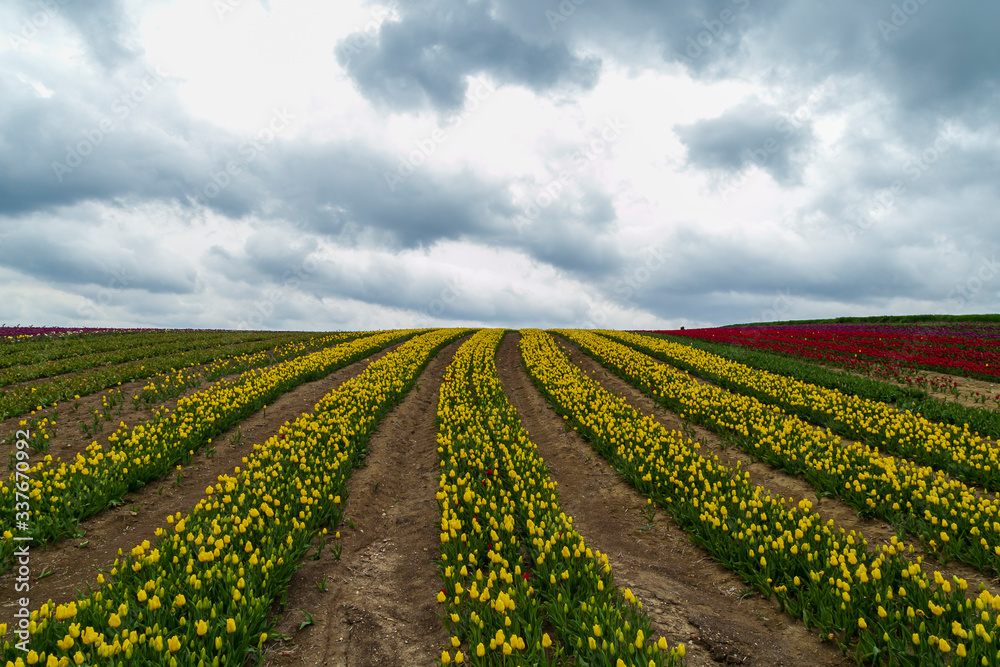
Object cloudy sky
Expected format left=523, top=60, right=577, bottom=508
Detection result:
left=1, top=0, right=998, bottom=331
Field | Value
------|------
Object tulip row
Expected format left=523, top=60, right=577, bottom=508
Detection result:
left=610, top=330, right=1000, bottom=493
left=0, top=330, right=418, bottom=572
left=132, top=368, right=205, bottom=411
left=0, top=329, right=234, bottom=372
left=435, top=329, right=684, bottom=666
left=520, top=329, right=1000, bottom=665
left=665, top=323, right=1000, bottom=380
left=131, top=332, right=356, bottom=409
left=202, top=332, right=359, bottom=381
left=0, top=327, right=126, bottom=346
left=560, top=329, right=1000, bottom=580
left=0, top=328, right=469, bottom=667
left=0, top=332, right=323, bottom=420
left=644, top=332, right=1000, bottom=445
left=0, top=331, right=288, bottom=389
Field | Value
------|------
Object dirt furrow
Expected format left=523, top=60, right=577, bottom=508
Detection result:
left=551, top=335, right=1000, bottom=597
left=810, top=360, right=1000, bottom=411
left=641, top=338, right=1000, bottom=444
left=496, top=332, right=852, bottom=666
left=261, top=337, right=468, bottom=667
left=0, top=341, right=406, bottom=630
left=0, top=334, right=328, bottom=456
left=2, top=364, right=239, bottom=471
left=0, top=334, right=287, bottom=393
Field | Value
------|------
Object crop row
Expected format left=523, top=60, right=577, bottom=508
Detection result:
left=202, top=332, right=358, bottom=381
left=0, top=328, right=468, bottom=666
left=0, top=327, right=171, bottom=344
left=0, top=331, right=286, bottom=388
left=522, top=329, right=1000, bottom=665
left=435, top=329, right=683, bottom=666
left=0, top=333, right=380, bottom=458
left=112, top=332, right=359, bottom=413
left=561, top=329, right=1000, bottom=580
left=666, top=325, right=1000, bottom=381
left=645, top=333, right=1000, bottom=443
left=0, top=332, right=327, bottom=421
left=2, top=334, right=356, bottom=459
left=0, top=329, right=173, bottom=367
left=612, top=331, right=1000, bottom=492
left=0, top=330, right=418, bottom=571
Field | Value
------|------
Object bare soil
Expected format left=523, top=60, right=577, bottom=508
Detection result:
left=260, top=337, right=469, bottom=667
left=0, top=341, right=405, bottom=630
left=496, top=332, right=856, bottom=667
left=812, top=362, right=999, bottom=413
left=0, top=334, right=327, bottom=462
left=549, top=334, right=1000, bottom=598
left=1, top=365, right=232, bottom=476
left=7, top=328, right=994, bottom=666
left=0, top=334, right=285, bottom=393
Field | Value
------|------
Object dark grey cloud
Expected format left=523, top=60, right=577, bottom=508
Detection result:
left=179, top=138, right=628, bottom=281
left=486, top=0, right=794, bottom=76
left=491, top=1, right=1000, bottom=157
left=674, top=100, right=814, bottom=184
left=336, top=0, right=601, bottom=114
left=499, top=0, right=1000, bottom=121
left=0, top=49, right=626, bottom=285
left=0, top=58, right=213, bottom=216
left=0, top=218, right=198, bottom=295
left=513, top=187, right=621, bottom=274
left=204, top=229, right=583, bottom=327
left=255, top=143, right=508, bottom=247
left=819, top=3, right=1000, bottom=119
left=612, top=221, right=1000, bottom=326
left=3, top=0, right=1000, bottom=329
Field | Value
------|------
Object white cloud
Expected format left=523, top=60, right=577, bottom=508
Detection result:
left=1, top=0, right=998, bottom=329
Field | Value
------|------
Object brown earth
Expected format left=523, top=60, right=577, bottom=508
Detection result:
left=0, top=335, right=387, bottom=503
left=2, top=364, right=229, bottom=476
left=0, top=333, right=295, bottom=392
left=259, top=337, right=470, bottom=667
left=675, top=332, right=1000, bottom=413
left=549, top=334, right=1000, bottom=598
left=820, top=362, right=1000, bottom=412
left=497, top=332, right=855, bottom=667
left=646, top=337, right=1000, bottom=492
left=0, top=333, right=327, bottom=461
left=6, top=327, right=994, bottom=666
left=0, top=341, right=284, bottom=466
left=0, top=341, right=405, bottom=630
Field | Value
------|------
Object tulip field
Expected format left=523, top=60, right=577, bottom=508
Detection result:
left=658, top=323, right=1000, bottom=384
left=1, top=326, right=1000, bottom=665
